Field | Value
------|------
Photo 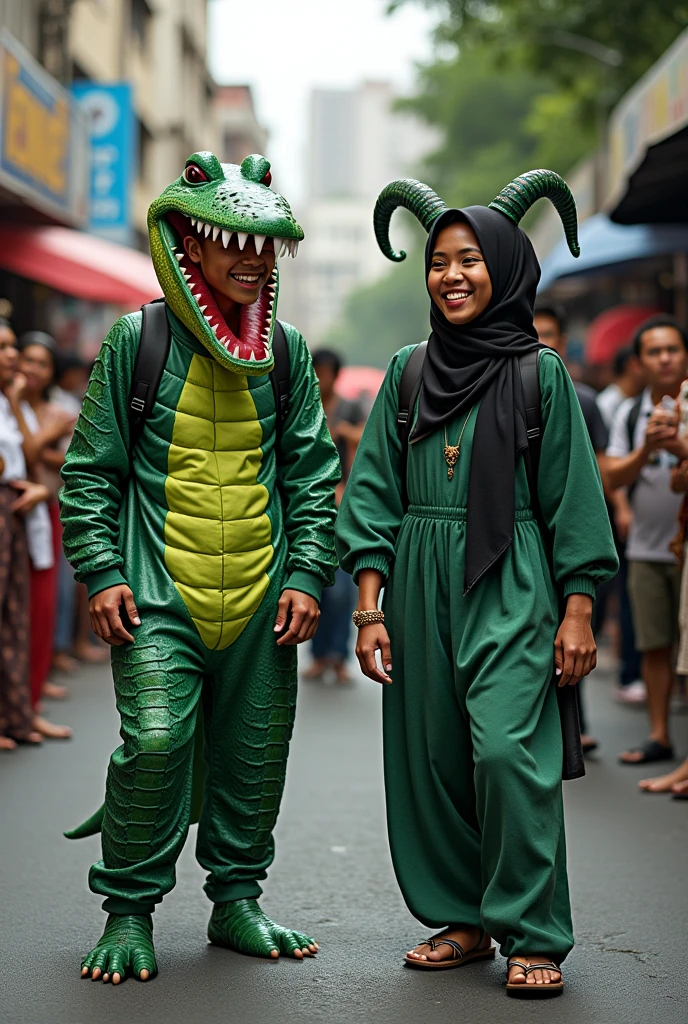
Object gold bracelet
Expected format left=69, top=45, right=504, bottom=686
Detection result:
left=352, top=609, right=385, bottom=628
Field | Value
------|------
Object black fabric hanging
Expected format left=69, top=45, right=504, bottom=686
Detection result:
left=412, top=207, right=543, bottom=594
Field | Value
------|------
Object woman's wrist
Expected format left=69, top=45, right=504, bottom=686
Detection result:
left=565, top=593, right=593, bottom=619
left=356, top=568, right=384, bottom=611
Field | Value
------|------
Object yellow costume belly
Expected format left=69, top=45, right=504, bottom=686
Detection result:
left=164, top=354, right=273, bottom=649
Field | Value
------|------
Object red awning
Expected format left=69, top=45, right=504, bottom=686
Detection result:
left=585, top=304, right=660, bottom=365
left=0, top=225, right=161, bottom=307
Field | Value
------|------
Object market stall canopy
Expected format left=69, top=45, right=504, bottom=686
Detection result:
left=0, top=225, right=160, bottom=307
left=606, top=29, right=688, bottom=225
left=538, top=214, right=688, bottom=292
left=585, top=305, right=660, bottom=366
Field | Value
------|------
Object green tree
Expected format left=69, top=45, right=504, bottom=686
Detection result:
left=324, top=46, right=552, bottom=366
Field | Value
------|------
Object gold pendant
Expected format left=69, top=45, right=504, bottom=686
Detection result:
left=444, top=444, right=460, bottom=481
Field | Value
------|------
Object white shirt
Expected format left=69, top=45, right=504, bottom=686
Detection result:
left=607, top=388, right=683, bottom=563
left=0, top=393, right=54, bottom=569
left=597, top=382, right=627, bottom=431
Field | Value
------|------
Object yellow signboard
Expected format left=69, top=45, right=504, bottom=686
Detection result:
left=0, top=30, right=86, bottom=224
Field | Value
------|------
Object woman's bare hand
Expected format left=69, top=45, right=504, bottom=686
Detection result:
left=356, top=622, right=393, bottom=684
left=554, top=594, right=595, bottom=687
left=9, top=479, right=48, bottom=514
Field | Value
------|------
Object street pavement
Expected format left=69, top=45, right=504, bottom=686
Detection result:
left=1, top=648, right=687, bottom=1024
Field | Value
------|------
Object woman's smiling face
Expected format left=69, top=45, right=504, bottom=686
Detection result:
left=427, top=221, right=492, bottom=325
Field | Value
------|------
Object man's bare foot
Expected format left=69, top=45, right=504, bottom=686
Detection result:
left=672, top=779, right=688, bottom=796
left=507, top=955, right=562, bottom=987
left=407, top=925, right=485, bottom=963
left=74, top=641, right=109, bottom=663
left=0, top=736, right=17, bottom=751
left=302, top=659, right=328, bottom=681
left=51, top=652, right=78, bottom=674
left=42, top=680, right=70, bottom=700
left=639, top=758, right=688, bottom=792
left=33, top=715, right=72, bottom=740
left=334, top=663, right=351, bottom=684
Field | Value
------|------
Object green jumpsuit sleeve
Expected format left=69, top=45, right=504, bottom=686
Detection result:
left=59, top=314, right=139, bottom=599
left=537, top=349, right=619, bottom=598
left=277, top=323, right=341, bottom=602
left=335, top=346, right=414, bottom=582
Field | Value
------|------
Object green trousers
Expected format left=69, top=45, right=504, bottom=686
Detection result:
left=90, top=578, right=297, bottom=916
left=383, top=505, right=574, bottom=961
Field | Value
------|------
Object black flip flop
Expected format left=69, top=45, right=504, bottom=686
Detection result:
left=671, top=789, right=688, bottom=800
left=619, top=740, right=674, bottom=765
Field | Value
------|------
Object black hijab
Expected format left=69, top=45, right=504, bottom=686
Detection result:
left=412, top=206, right=543, bottom=594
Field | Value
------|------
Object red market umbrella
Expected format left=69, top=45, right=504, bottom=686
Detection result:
left=585, top=305, right=660, bottom=365
left=335, top=365, right=385, bottom=401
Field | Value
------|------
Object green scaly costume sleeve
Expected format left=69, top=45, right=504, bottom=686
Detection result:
left=276, top=322, right=340, bottom=602
left=60, top=314, right=138, bottom=600
left=336, top=346, right=618, bottom=595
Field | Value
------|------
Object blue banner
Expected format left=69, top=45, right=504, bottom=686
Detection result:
left=72, top=82, right=135, bottom=245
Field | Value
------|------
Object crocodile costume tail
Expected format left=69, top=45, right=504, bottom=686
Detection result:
left=65, top=804, right=105, bottom=839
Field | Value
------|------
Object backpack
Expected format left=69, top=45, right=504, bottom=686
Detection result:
left=397, top=343, right=584, bottom=782
left=128, top=297, right=291, bottom=451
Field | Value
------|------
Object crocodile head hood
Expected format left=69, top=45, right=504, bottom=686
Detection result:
left=148, top=151, right=304, bottom=375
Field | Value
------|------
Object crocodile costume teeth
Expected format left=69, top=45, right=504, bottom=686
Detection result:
left=148, top=151, right=304, bottom=375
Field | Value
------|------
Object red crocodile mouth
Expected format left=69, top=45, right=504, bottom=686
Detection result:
left=166, top=211, right=274, bottom=362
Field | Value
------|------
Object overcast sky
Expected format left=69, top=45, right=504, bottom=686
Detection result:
left=208, top=0, right=440, bottom=200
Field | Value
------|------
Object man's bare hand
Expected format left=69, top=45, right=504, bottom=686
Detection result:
left=90, top=585, right=140, bottom=645
left=274, top=590, right=320, bottom=645
left=554, top=594, right=596, bottom=687
left=10, top=479, right=48, bottom=514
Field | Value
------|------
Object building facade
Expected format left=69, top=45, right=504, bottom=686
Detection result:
left=214, top=85, right=267, bottom=166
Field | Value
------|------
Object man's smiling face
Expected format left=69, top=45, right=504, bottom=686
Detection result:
left=183, top=231, right=276, bottom=310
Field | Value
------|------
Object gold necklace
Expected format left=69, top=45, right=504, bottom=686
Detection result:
left=443, top=412, right=472, bottom=480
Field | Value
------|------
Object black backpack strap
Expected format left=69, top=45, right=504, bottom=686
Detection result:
left=517, top=349, right=543, bottom=524
left=397, top=341, right=427, bottom=509
left=270, top=321, right=290, bottom=446
left=128, top=298, right=170, bottom=452
left=626, top=393, right=643, bottom=451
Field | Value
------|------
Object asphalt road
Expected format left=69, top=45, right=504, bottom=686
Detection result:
left=1, top=649, right=687, bottom=1024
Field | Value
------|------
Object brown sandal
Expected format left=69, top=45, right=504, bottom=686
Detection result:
left=506, top=958, right=563, bottom=997
left=405, top=928, right=496, bottom=970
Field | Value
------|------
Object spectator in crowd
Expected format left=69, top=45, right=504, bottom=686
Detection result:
left=603, top=315, right=688, bottom=765
left=308, top=349, right=366, bottom=684
left=597, top=345, right=645, bottom=430
left=637, top=433, right=688, bottom=795
left=0, top=320, right=50, bottom=749
left=17, top=332, right=74, bottom=731
left=49, top=352, right=105, bottom=673
left=596, top=346, right=647, bottom=705
left=534, top=302, right=608, bottom=753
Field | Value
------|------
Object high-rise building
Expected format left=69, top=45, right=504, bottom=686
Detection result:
left=214, top=85, right=268, bottom=166
left=293, top=81, right=437, bottom=344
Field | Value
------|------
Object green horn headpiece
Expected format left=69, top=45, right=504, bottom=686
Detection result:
left=374, top=169, right=580, bottom=261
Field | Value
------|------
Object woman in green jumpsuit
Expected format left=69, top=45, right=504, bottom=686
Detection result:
left=335, top=172, right=618, bottom=997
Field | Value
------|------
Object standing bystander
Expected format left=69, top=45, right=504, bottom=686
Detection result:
left=603, top=315, right=688, bottom=765
left=534, top=302, right=608, bottom=753
left=308, top=349, right=366, bottom=683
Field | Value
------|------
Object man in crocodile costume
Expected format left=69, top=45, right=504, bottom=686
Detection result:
left=60, top=152, right=340, bottom=984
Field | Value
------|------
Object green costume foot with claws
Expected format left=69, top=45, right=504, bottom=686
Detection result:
left=208, top=899, right=318, bottom=959
left=61, top=153, right=339, bottom=983
left=81, top=914, right=156, bottom=984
